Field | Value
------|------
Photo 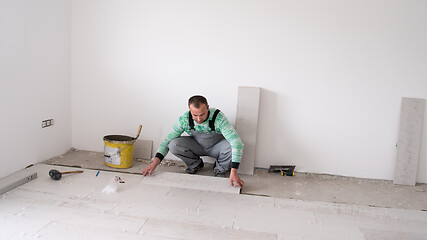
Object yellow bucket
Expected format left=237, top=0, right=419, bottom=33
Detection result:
left=103, top=125, right=142, bottom=169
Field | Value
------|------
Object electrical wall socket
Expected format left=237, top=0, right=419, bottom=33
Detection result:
left=41, top=119, right=54, bottom=128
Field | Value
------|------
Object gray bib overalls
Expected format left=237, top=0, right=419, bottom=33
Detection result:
left=168, top=110, right=232, bottom=172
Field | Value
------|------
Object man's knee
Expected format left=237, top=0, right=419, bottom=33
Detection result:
left=220, top=146, right=231, bottom=157
left=215, top=144, right=232, bottom=172
left=168, top=138, right=182, bottom=154
left=218, top=143, right=232, bottom=161
left=220, top=140, right=232, bottom=154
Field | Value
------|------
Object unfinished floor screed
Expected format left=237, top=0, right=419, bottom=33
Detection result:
left=0, top=150, right=426, bottom=239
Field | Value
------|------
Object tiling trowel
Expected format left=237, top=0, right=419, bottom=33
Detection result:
left=268, top=165, right=296, bottom=176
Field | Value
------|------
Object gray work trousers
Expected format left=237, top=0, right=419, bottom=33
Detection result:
left=168, top=136, right=232, bottom=173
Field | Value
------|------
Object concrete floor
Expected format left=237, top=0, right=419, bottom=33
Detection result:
left=0, top=149, right=426, bottom=239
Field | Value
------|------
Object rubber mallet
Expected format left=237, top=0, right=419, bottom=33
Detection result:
left=49, top=169, right=84, bottom=180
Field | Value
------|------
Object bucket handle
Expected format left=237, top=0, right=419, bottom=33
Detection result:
left=105, top=152, right=119, bottom=158
left=104, top=143, right=130, bottom=159
left=104, top=147, right=123, bottom=158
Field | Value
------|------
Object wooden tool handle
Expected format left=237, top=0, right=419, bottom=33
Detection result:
left=135, top=125, right=143, bottom=140
left=61, top=170, right=84, bottom=175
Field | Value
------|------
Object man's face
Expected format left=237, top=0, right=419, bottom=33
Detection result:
left=189, top=103, right=209, bottom=124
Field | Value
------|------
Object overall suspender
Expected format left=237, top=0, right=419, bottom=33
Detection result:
left=189, top=109, right=221, bottom=132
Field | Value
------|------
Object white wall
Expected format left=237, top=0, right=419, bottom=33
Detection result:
left=71, top=0, right=427, bottom=182
left=0, top=0, right=71, bottom=179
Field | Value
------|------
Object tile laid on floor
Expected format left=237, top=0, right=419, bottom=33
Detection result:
left=0, top=214, right=52, bottom=240
left=140, top=218, right=277, bottom=240
left=294, top=224, right=364, bottom=240
left=360, top=228, right=427, bottom=240
left=314, top=208, right=427, bottom=235
left=2, top=163, right=426, bottom=240
left=274, top=196, right=427, bottom=239
left=141, top=171, right=240, bottom=194
left=30, top=220, right=142, bottom=240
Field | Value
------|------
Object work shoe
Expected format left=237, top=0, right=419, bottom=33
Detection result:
left=214, top=169, right=226, bottom=178
left=186, top=161, right=204, bottom=174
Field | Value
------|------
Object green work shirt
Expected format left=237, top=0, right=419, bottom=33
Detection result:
left=156, top=108, right=244, bottom=165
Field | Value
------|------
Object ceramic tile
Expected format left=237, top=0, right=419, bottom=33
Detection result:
left=139, top=218, right=276, bottom=240
left=0, top=214, right=51, bottom=240
left=361, top=228, right=427, bottom=240
left=141, top=171, right=240, bottom=194
left=23, top=220, right=141, bottom=240
left=233, top=206, right=316, bottom=235
left=315, top=212, right=427, bottom=235
left=300, top=224, right=364, bottom=240
left=1, top=164, right=426, bottom=240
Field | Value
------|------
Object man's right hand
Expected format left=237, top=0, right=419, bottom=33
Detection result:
left=142, top=157, right=161, bottom=176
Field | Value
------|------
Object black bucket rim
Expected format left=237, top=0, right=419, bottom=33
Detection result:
left=103, top=135, right=136, bottom=143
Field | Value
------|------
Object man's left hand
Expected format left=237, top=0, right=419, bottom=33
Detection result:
left=229, top=168, right=244, bottom=188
